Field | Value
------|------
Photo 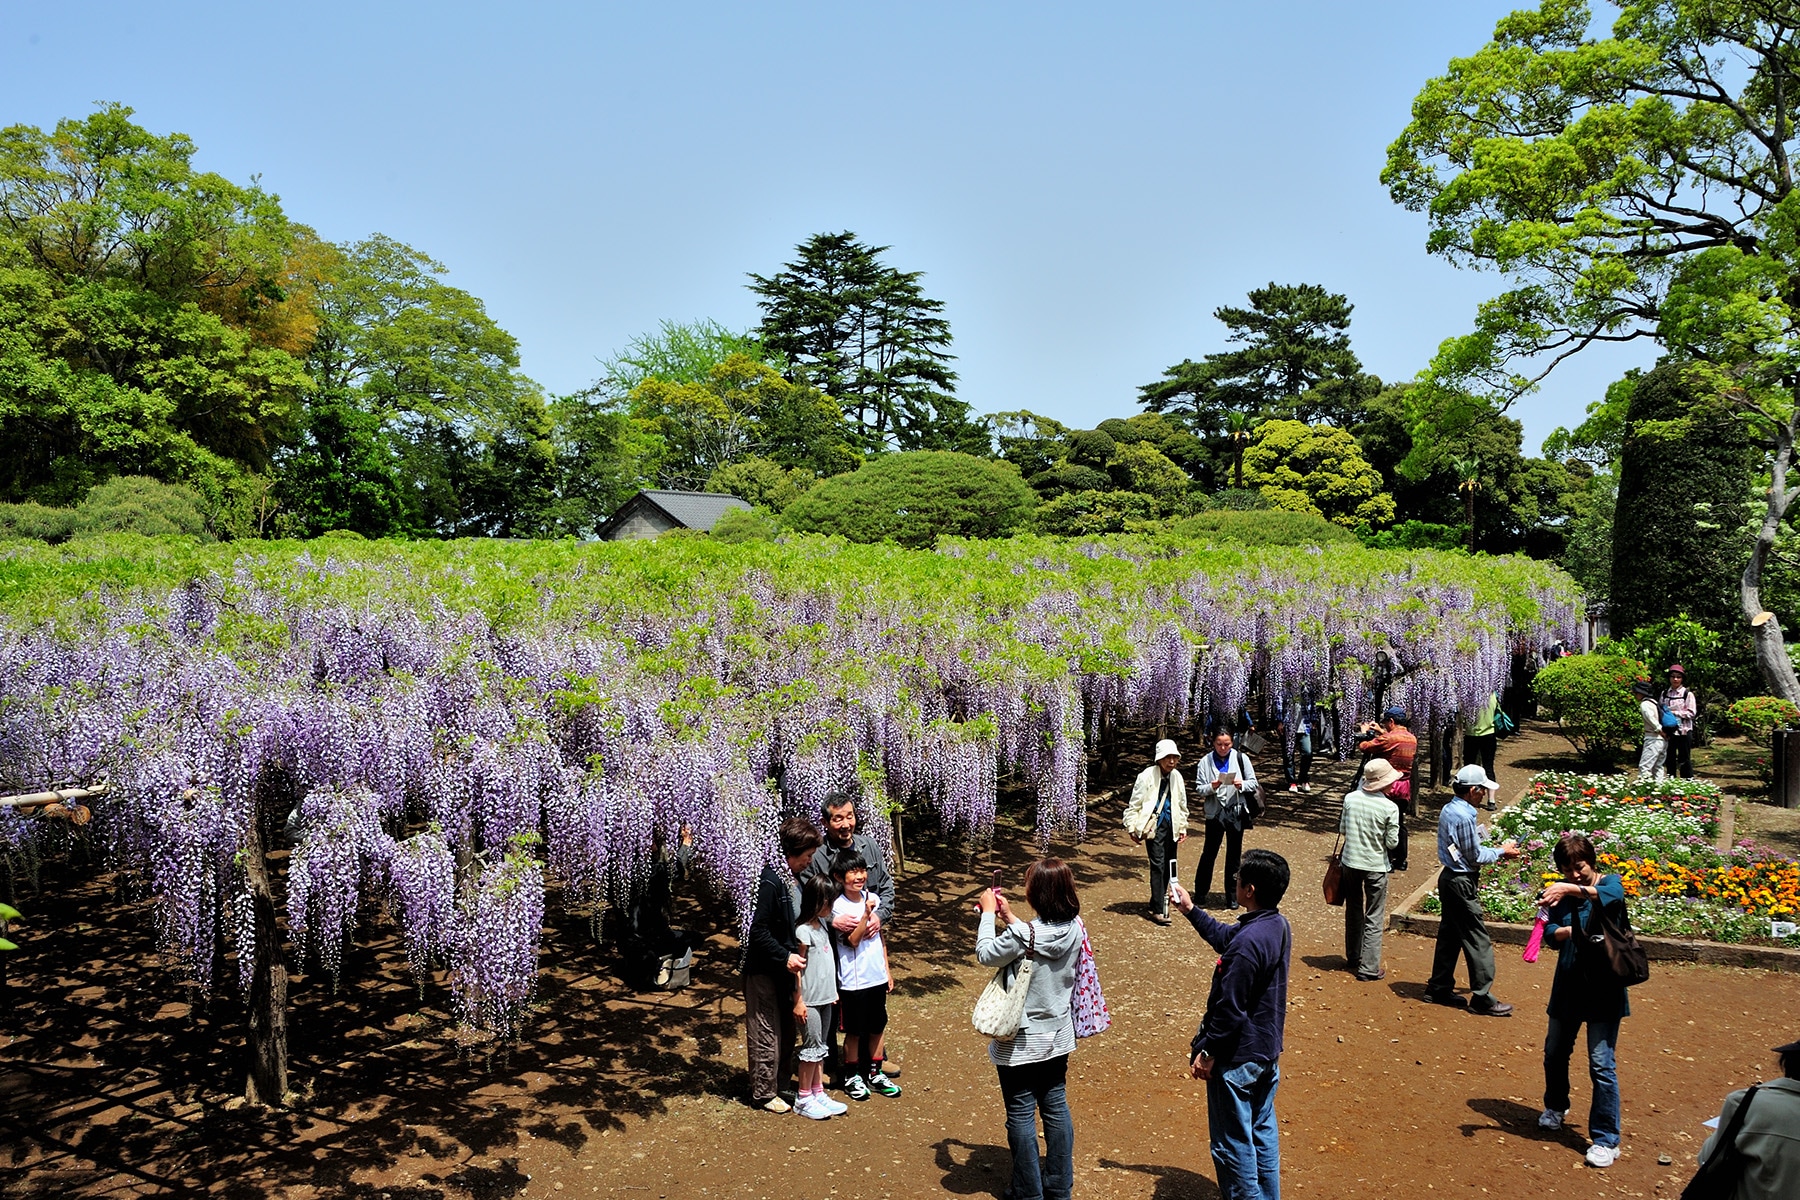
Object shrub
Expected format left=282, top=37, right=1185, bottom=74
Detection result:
left=1106, top=441, right=1190, bottom=511
left=0, top=502, right=78, bottom=542
left=710, top=506, right=781, bottom=543
left=1065, top=429, right=1117, bottom=468
left=1034, top=490, right=1159, bottom=536
left=1027, top=462, right=1113, bottom=499
left=73, top=476, right=210, bottom=539
left=1170, top=509, right=1356, bottom=547
left=1724, top=696, right=1800, bottom=746
left=1212, top=487, right=1270, bottom=511
left=706, top=457, right=816, bottom=513
left=1360, top=520, right=1466, bottom=552
left=1533, top=653, right=1650, bottom=767
left=782, top=451, right=1036, bottom=548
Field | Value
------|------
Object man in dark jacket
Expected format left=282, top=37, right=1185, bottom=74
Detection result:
left=802, top=792, right=897, bottom=936
left=1172, top=849, right=1292, bottom=1200
left=743, top=816, right=821, bottom=1113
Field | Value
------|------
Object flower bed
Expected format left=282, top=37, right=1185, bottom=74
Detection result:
left=1418, top=773, right=1800, bottom=946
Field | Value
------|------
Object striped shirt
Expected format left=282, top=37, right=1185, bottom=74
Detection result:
left=1436, top=797, right=1500, bottom=874
left=1338, top=787, right=1399, bottom=873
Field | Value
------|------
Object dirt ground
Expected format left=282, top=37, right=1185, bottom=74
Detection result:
left=4, top=721, right=1799, bottom=1200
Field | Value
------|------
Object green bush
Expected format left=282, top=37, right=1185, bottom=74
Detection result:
left=1212, top=487, right=1270, bottom=511
left=1533, top=653, right=1649, bottom=767
left=1723, top=696, right=1800, bottom=746
left=782, top=451, right=1037, bottom=548
left=1170, top=509, right=1357, bottom=548
left=1360, top=520, right=1467, bottom=552
left=1034, top=490, right=1160, bottom=536
left=710, top=506, right=781, bottom=543
left=1065, top=429, right=1116, bottom=468
left=73, top=476, right=210, bottom=539
left=0, top=502, right=78, bottom=542
left=1027, top=462, right=1112, bottom=499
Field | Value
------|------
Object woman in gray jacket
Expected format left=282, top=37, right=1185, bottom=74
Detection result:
left=976, top=858, right=1085, bottom=1200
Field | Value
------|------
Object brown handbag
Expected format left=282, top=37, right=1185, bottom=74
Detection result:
left=1323, top=834, right=1346, bottom=906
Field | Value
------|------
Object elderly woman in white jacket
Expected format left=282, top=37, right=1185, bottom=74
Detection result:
left=1122, top=738, right=1187, bottom=924
left=1193, top=727, right=1260, bottom=910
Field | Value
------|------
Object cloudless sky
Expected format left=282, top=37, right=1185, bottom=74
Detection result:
left=0, top=1, right=1652, bottom=455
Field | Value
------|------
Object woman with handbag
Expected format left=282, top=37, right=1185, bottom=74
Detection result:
left=1535, top=833, right=1633, bottom=1169
left=1337, top=759, right=1401, bottom=980
left=975, top=859, right=1087, bottom=1200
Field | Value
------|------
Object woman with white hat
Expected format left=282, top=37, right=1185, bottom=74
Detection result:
left=1123, top=739, right=1187, bottom=924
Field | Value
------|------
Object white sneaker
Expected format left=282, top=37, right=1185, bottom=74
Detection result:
left=1585, top=1143, right=1618, bottom=1168
left=818, top=1094, right=848, bottom=1115
left=1538, top=1108, right=1565, bottom=1130
left=796, top=1095, right=832, bottom=1120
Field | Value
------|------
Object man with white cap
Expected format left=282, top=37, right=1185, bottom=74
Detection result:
left=1124, top=739, right=1188, bottom=924
left=1425, top=763, right=1520, bottom=1015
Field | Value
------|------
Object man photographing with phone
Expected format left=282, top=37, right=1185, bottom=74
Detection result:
left=1170, top=850, right=1292, bottom=1200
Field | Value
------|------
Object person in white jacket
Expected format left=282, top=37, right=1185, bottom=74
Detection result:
left=1122, top=739, right=1187, bottom=924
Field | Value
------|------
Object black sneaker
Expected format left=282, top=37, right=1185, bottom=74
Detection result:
left=1424, top=990, right=1467, bottom=1008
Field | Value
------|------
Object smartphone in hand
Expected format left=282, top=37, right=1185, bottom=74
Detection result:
left=991, top=868, right=1002, bottom=892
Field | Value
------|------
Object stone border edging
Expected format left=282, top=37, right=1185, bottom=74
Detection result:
left=1387, top=782, right=1800, bottom=974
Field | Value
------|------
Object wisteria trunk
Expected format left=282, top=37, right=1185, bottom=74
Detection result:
left=244, top=824, right=289, bottom=1107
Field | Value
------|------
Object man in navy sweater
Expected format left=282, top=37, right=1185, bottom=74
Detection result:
left=1171, top=849, right=1292, bottom=1200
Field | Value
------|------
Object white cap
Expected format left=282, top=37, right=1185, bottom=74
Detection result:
left=1454, top=764, right=1499, bottom=791
left=1154, top=738, right=1180, bottom=761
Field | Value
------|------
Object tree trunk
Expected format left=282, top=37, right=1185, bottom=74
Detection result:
left=1742, top=414, right=1800, bottom=705
left=1464, top=489, right=1476, bottom=553
left=1233, top=447, right=1243, bottom=490
left=243, top=817, right=289, bottom=1107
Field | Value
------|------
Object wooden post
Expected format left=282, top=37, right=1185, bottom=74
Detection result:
left=241, top=812, right=289, bottom=1106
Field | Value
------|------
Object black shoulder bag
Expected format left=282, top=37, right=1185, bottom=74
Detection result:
left=1680, top=1085, right=1759, bottom=1200
left=1582, top=892, right=1650, bottom=988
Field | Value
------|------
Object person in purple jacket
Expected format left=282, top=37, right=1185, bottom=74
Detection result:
left=1170, top=849, right=1292, bottom=1200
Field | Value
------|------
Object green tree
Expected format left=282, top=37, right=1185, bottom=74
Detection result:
left=280, top=235, right=557, bottom=537
left=628, top=355, right=856, bottom=491
left=1240, top=420, right=1395, bottom=529
left=1608, top=364, right=1756, bottom=688
left=1140, top=283, right=1380, bottom=439
left=990, top=410, right=1070, bottom=478
left=0, top=105, right=312, bottom=505
left=1097, top=412, right=1209, bottom=479
left=1356, top=385, right=1584, bottom=557
left=1382, top=0, right=1800, bottom=699
left=782, top=451, right=1035, bottom=547
left=706, top=456, right=816, bottom=513
left=598, top=318, right=776, bottom=394
left=750, top=232, right=984, bottom=453
left=1107, top=441, right=1190, bottom=513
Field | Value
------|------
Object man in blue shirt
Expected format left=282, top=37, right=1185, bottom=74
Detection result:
left=1425, top=764, right=1520, bottom=1015
left=1172, top=849, right=1292, bottom=1200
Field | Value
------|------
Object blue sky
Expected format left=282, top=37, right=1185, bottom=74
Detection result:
left=1, top=1, right=1651, bottom=455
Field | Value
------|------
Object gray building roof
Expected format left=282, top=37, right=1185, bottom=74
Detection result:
left=596, top=489, right=750, bottom=538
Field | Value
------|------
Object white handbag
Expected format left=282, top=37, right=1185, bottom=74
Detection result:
left=971, top=923, right=1035, bottom=1040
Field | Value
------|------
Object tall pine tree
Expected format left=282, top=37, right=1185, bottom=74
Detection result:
left=749, top=233, right=982, bottom=454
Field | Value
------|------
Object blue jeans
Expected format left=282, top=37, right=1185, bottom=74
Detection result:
left=1544, top=1015, right=1621, bottom=1147
left=997, top=1055, right=1073, bottom=1200
left=1207, top=1058, right=1281, bottom=1200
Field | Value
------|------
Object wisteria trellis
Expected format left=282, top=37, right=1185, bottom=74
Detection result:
left=0, top=534, right=1578, bottom=1038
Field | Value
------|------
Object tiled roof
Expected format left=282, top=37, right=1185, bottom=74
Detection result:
left=628, top=490, right=751, bottom=533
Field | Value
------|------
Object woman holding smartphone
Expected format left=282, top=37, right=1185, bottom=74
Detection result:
left=976, top=859, right=1086, bottom=1200
left=1194, top=728, right=1260, bottom=910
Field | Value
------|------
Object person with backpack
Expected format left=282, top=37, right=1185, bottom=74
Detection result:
left=1535, top=833, right=1632, bottom=1168
left=1194, top=728, right=1261, bottom=911
left=1691, top=1037, right=1800, bottom=1199
left=1660, top=666, right=1699, bottom=780
left=1633, top=681, right=1667, bottom=782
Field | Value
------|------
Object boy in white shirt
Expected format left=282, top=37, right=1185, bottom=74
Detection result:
left=832, top=853, right=901, bottom=1100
